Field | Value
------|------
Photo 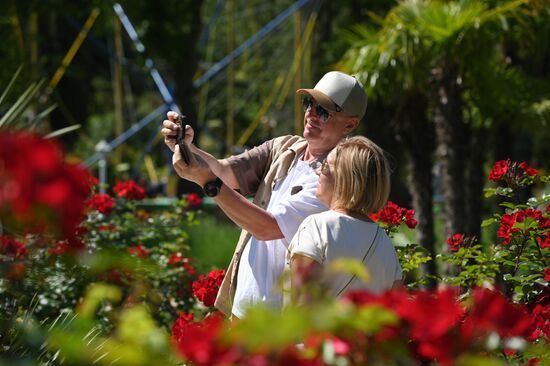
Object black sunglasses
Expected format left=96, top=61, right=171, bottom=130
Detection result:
left=302, top=97, right=331, bottom=123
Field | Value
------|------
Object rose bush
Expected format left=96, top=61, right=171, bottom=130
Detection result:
left=1, top=129, right=548, bottom=365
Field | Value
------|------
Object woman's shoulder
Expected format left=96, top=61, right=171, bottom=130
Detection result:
left=302, top=211, right=357, bottom=231
left=306, top=210, right=343, bottom=223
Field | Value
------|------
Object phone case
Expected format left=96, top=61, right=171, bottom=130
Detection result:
left=176, top=115, right=192, bottom=165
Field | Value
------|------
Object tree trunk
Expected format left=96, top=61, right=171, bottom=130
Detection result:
left=431, top=64, right=468, bottom=239
left=464, top=126, right=486, bottom=240
left=394, top=93, right=438, bottom=285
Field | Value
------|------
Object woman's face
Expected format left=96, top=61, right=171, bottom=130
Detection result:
left=315, top=150, right=336, bottom=206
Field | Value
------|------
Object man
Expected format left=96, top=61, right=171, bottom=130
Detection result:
left=161, top=71, right=368, bottom=318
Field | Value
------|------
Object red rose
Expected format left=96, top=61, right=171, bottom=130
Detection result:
left=192, top=269, right=225, bottom=307
left=488, top=160, right=509, bottom=181
left=6, top=262, right=26, bottom=281
left=168, top=254, right=197, bottom=276
left=0, top=131, right=91, bottom=240
left=370, top=201, right=418, bottom=230
left=86, top=194, right=115, bottom=214
left=98, top=224, right=116, bottom=232
left=112, top=180, right=145, bottom=200
left=48, top=240, right=71, bottom=255
left=537, top=236, right=550, bottom=249
left=0, top=236, right=28, bottom=258
left=445, top=233, right=465, bottom=252
left=171, top=314, right=239, bottom=365
left=468, top=287, right=533, bottom=339
left=186, top=193, right=202, bottom=206
left=519, top=162, right=539, bottom=176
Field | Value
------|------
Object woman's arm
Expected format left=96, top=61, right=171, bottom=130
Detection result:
left=290, top=254, right=322, bottom=306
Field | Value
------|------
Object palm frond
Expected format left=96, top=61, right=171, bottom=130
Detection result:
left=0, top=65, right=24, bottom=106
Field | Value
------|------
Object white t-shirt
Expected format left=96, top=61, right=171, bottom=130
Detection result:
left=231, top=158, right=327, bottom=318
left=288, top=210, right=402, bottom=297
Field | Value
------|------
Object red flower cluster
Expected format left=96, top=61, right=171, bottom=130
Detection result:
left=112, top=180, right=145, bottom=200
left=344, top=287, right=537, bottom=365
left=488, top=160, right=509, bottom=181
left=99, top=268, right=133, bottom=287
left=445, top=233, right=465, bottom=252
left=128, top=245, right=149, bottom=257
left=186, top=192, right=202, bottom=206
left=192, top=269, right=225, bottom=307
left=488, top=159, right=539, bottom=182
left=545, top=268, right=550, bottom=282
left=48, top=240, right=71, bottom=255
left=171, top=312, right=239, bottom=366
left=98, top=223, right=116, bottom=232
left=0, top=236, right=28, bottom=259
left=369, top=201, right=418, bottom=229
left=0, top=131, right=91, bottom=241
left=497, top=207, right=550, bottom=246
left=168, top=254, right=196, bottom=276
left=528, top=291, right=550, bottom=341
left=85, top=193, right=115, bottom=214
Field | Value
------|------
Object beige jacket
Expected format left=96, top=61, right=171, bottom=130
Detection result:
left=214, top=135, right=311, bottom=316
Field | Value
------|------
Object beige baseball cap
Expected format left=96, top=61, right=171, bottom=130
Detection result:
left=297, top=71, right=368, bottom=119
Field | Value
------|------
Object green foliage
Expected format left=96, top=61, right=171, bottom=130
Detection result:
left=396, top=244, right=433, bottom=289
left=0, top=189, right=201, bottom=362
left=439, top=244, right=501, bottom=289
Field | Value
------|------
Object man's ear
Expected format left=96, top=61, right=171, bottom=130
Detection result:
left=343, top=117, right=360, bottom=134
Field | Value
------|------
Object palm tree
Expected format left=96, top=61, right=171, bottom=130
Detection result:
left=338, top=0, right=538, bottom=279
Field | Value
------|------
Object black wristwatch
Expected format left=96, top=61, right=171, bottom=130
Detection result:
left=203, top=177, right=223, bottom=197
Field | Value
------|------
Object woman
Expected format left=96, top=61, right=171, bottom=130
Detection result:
left=287, top=136, right=402, bottom=305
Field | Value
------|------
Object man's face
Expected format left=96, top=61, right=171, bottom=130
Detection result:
left=302, top=97, right=358, bottom=153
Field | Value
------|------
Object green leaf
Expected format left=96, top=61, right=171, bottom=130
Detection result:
left=481, top=217, right=497, bottom=227
left=499, top=202, right=518, bottom=210
left=495, top=186, right=514, bottom=197
left=458, top=354, right=507, bottom=365
left=329, top=258, right=371, bottom=283
left=0, top=65, right=23, bottom=106
left=484, top=187, right=497, bottom=198
left=78, top=283, right=121, bottom=318
left=44, top=124, right=81, bottom=139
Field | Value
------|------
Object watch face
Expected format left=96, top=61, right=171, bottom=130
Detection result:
left=204, top=178, right=222, bottom=197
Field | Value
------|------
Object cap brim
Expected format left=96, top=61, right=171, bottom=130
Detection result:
left=296, top=89, right=338, bottom=112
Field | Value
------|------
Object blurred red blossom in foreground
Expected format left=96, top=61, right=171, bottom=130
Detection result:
left=0, top=131, right=91, bottom=244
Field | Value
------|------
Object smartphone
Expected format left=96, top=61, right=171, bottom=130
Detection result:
left=176, top=115, right=192, bottom=165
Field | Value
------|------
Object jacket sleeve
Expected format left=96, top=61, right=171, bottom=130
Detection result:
left=226, top=139, right=274, bottom=196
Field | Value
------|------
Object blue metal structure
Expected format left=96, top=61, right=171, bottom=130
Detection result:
left=84, top=0, right=314, bottom=190
left=193, top=0, right=311, bottom=89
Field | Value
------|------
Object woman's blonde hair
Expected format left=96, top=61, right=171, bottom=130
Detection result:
left=330, top=136, right=391, bottom=215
